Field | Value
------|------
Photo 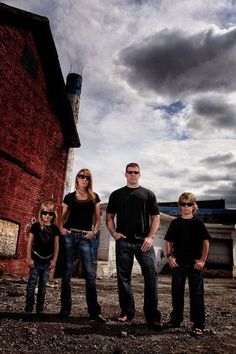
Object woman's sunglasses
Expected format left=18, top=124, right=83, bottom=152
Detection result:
left=78, top=174, right=91, bottom=181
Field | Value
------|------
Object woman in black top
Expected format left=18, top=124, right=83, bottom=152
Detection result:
left=59, top=168, right=105, bottom=322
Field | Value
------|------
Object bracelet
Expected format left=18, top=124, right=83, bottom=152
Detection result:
left=93, top=228, right=98, bottom=236
left=111, top=230, right=117, bottom=236
left=167, top=253, right=173, bottom=258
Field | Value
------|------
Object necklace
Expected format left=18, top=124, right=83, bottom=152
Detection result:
left=76, top=189, right=87, bottom=197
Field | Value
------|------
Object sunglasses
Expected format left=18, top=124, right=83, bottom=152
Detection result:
left=180, top=202, right=193, bottom=207
left=41, top=211, right=55, bottom=216
left=78, top=174, right=90, bottom=181
left=126, top=171, right=140, bottom=175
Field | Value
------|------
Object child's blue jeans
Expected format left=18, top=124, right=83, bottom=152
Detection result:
left=171, top=263, right=205, bottom=329
left=25, top=258, right=50, bottom=312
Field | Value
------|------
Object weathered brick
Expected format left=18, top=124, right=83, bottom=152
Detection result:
left=0, top=23, right=69, bottom=276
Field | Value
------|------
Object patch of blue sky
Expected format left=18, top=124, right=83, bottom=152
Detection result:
left=176, top=131, right=190, bottom=140
left=218, top=2, right=236, bottom=28
left=152, top=100, right=185, bottom=117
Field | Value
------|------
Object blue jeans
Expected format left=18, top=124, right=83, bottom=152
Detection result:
left=171, top=264, right=205, bottom=329
left=26, top=258, right=50, bottom=312
left=91, top=230, right=100, bottom=260
left=115, top=239, right=161, bottom=323
left=60, top=231, right=101, bottom=318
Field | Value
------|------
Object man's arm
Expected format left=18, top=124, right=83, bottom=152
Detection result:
left=106, top=212, right=126, bottom=240
left=141, top=214, right=160, bottom=252
left=148, top=214, right=160, bottom=239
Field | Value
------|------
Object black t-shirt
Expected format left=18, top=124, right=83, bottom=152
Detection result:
left=164, top=216, right=211, bottom=263
left=106, top=185, right=159, bottom=241
left=63, top=191, right=100, bottom=230
left=30, top=222, right=59, bottom=258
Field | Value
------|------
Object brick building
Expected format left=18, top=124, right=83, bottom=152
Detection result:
left=0, top=3, right=80, bottom=275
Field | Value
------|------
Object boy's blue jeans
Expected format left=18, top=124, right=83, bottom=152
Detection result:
left=26, top=258, right=50, bottom=312
left=115, top=238, right=161, bottom=323
left=60, top=231, right=101, bottom=318
left=171, top=264, right=205, bottom=329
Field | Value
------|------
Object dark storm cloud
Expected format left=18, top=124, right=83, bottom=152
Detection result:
left=159, top=169, right=188, bottom=178
left=201, top=181, right=236, bottom=208
left=191, top=97, right=236, bottom=128
left=118, top=27, right=236, bottom=97
left=191, top=174, right=232, bottom=183
left=191, top=153, right=236, bottom=207
left=200, top=152, right=234, bottom=166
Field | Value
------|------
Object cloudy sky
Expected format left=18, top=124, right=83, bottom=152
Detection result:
left=3, top=0, right=236, bottom=208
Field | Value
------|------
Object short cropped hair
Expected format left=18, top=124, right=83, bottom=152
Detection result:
left=125, top=162, right=140, bottom=172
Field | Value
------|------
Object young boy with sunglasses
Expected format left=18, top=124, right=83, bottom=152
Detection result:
left=24, top=201, right=59, bottom=315
left=164, top=192, right=210, bottom=336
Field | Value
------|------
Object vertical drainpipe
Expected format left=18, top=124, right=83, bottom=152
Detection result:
left=64, top=73, right=82, bottom=196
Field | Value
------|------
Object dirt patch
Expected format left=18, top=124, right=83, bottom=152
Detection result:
left=0, top=275, right=235, bottom=353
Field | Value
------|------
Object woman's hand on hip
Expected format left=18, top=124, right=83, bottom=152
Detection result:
left=85, top=230, right=96, bottom=240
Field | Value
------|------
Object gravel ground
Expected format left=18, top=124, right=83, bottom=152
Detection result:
left=0, top=274, right=235, bottom=353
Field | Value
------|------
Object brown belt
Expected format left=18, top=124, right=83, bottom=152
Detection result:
left=70, top=228, right=87, bottom=234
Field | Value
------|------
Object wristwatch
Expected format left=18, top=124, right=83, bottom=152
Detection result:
left=167, top=253, right=173, bottom=258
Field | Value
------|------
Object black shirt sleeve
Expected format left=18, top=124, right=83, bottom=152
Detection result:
left=164, top=219, right=176, bottom=241
left=51, top=223, right=60, bottom=236
left=95, top=193, right=100, bottom=204
left=63, top=192, right=74, bottom=206
left=198, top=220, right=211, bottom=240
left=149, top=192, right=160, bottom=215
left=29, top=222, right=39, bottom=235
left=106, top=191, right=117, bottom=214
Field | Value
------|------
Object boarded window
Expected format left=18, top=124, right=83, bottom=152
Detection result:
left=0, top=219, right=19, bottom=257
left=22, top=45, right=38, bottom=79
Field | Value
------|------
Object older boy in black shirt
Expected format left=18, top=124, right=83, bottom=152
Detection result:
left=164, top=192, right=210, bottom=336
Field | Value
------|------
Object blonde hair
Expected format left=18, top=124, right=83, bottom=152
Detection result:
left=38, top=201, right=57, bottom=229
left=75, top=168, right=95, bottom=200
left=178, top=192, right=198, bottom=215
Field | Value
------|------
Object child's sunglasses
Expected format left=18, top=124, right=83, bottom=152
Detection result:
left=180, top=202, right=193, bottom=207
left=41, top=211, right=55, bottom=216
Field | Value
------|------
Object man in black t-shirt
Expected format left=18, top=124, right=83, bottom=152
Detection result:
left=106, top=163, right=162, bottom=331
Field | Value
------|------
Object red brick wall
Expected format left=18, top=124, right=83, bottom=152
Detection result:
left=0, top=24, right=69, bottom=275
